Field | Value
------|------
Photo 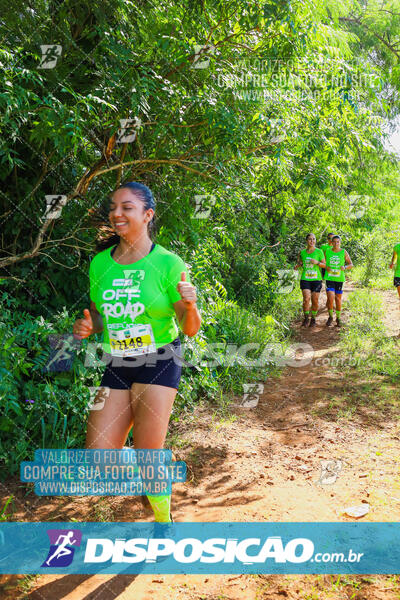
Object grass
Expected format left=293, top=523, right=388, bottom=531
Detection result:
left=307, top=288, right=400, bottom=423
left=312, top=380, right=400, bottom=424
left=91, top=497, right=115, bottom=521
left=14, top=574, right=40, bottom=599
left=210, top=412, right=237, bottom=431
left=0, top=495, right=15, bottom=521
left=166, top=432, right=191, bottom=451
left=351, top=265, right=393, bottom=290
left=338, top=289, right=400, bottom=382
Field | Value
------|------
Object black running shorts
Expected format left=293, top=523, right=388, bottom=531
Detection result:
left=300, top=280, right=322, bottom=293
left=99, top=337, right=182, bottom=390
left=325, top=280, right=343, bottom=294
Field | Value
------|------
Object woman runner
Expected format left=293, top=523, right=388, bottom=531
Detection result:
left=324, top=235, right=353, bottom=327
left=295, top=233, right=325, bottom=327
left=73, top=181, right=201, bottom=525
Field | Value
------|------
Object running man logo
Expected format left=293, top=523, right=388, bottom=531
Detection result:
left=116, top=117, right=141, bottom=143
left=42, top=529, right=82, bottom=567
left=316, top=460, right=342, bottom=485
left=268, top=118, right=287, bottom=143
left=240, top=383, right=264, bottom=408
left=38, top=45, right=62, bottom=69
left=83, top=341, right=107, bottom=368
left=192, top=44, right=215, bottom=69
left=122, top=269, right=146, bottom=292
left=348, top=195, right=368, bottom=219
left=44, top=195, right=67, bottom=220
left=275, top=269, right=297, bottom=294
left=87, top=386, right=110, bottom=411
left=44, top=334, right=80, bottom=373
left=193, top=195, right=216, bottom=219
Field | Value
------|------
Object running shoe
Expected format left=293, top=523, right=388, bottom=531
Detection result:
left=336, top=318, right=341, bottom=327
left=326, top=316, right=333, bottom=326
left=302, top=316, right=310, bottom=327
left=309, top=317, right=316, bottom=327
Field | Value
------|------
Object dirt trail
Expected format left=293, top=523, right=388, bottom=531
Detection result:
left=2, top=283, right=400, bottom=599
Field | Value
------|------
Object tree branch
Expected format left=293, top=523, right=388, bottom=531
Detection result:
left=339, top=16, right=400, bottom=59
left=0, top=154, right=108, bottom=269
left=95, top=158, right=218, bottom=179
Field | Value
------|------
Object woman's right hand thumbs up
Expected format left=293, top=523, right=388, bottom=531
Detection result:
left=73, top=308, right=94, bottom=340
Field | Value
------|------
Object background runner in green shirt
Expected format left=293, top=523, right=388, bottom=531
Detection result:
left=295, top=233, right=326, bottom=328
left=324, top=235, right=353, bottom=327
left=320, top=231, right=335, bottom=312
left=389, top=243, right=400, bottom=299
left=320, top=231, right=335, bottom=280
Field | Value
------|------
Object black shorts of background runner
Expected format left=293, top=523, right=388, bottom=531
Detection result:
left=100, top=337, right=182, bottom=390
left=394, top=277, right=400, bottom=287
left=300, top=280, right=322, bottom=293
left=321, top=268, right=326, bottom=279
left=325, top=280, right=343, bottom=294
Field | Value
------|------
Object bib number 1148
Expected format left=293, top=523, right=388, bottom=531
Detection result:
left=109, top=324, right=156, bottom=357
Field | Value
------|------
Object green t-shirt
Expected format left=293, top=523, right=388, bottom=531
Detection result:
left=324, top=248, right=345, bottom=282
left=300, top=248, right=324, bottom=281
left=320, top=243, right=331, bottom=255
left=393, top=244, right=400, bottom=277
left=89, top=243, right=191, bottom=355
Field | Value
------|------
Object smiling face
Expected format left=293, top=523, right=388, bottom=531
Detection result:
left=306, top=233, right=316, bottom=249
left=332, top=237, right=341, bottom=250
left=109, top=188, right=154, bottom=240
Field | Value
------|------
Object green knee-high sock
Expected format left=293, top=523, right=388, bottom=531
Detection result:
left=146, top=493, right=172, bottom=522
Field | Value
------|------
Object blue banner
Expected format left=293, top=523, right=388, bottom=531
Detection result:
left=0, top=522, right=399, bottom=574
left=19, top=449, right=186, bottom=496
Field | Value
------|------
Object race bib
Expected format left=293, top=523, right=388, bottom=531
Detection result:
left=330, top=269, right=341, bottom=277
left=305, top=269, right=318, bottom=279
left=108, top=324, right=156, bottom=357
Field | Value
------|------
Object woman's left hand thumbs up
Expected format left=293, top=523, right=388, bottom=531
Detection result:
left=177, top=271, right=197, bottom=307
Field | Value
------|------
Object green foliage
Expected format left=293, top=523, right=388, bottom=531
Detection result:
left=0, top=0, right=394, bottom=295
left=0, top=495, right=14, bottom=521
left=350, top=224, right=400, bottom=288
left=0, top=292, right=98, bottom=477
left=338, top=289, right=400, bottom=380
